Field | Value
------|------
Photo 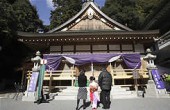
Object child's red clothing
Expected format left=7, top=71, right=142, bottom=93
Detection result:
left=90, top=88, right=94, bottom=102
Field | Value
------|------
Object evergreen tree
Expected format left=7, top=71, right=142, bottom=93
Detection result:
left=13, top=0, right=43, bottom=32
left=102, top=0, right=160, bottom=30
left=0, top=0, right=33, bottom=84
left=0, top=0, right=17, bottom=39
left=50, top=0, right=82, bottom=29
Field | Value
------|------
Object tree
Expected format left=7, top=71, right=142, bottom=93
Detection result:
left=13, top=0, right=43, bottom=32
left=0, top=0, right=17, bottom=38
left=101, top=0, right=160, bottom=30
left=0, top=0, right=19, bottom=80
left=0, top=0, right=34, bottom=84
left=0, top=0, right=17, bottom=57
left=50, top=0, right=82, bottom=29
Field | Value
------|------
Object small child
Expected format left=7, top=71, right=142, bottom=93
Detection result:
left=92, top=90, right=100, bottom=110
left=89, top=76, right=100, bottom=110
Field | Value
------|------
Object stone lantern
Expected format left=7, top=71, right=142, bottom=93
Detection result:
left=143, top=49, right=169, bottom=98
left=143, top=48, right=156, bottom=80
left=22, top=51, right=42, bottom=101
left=31, top=51, right=42, bottom=72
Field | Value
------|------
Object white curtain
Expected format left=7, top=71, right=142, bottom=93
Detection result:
left=108, top=55, right=121, bottom=63
left=63, top=56, right=76, bottom=64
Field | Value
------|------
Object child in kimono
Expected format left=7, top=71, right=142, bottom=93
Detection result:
left=89, top=76, right=100, bottom=110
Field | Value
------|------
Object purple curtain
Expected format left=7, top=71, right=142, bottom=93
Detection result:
left=43, top=53, right=141, bottom=70
left=64, top=54, right=118, bottom=65
left=43, top=55, right=62, bottom=70
left=122, top=54, right=141, bottom=69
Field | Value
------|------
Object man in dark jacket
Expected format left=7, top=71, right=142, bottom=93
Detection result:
left=98, top=67, right=112, bottom=109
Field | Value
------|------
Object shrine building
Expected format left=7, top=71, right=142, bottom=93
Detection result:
left=18, top=0, right=160, bottom=90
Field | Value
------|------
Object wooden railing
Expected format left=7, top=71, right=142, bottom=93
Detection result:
left=110, top=69, right=148, bottom=85
left=27, top=70, right=76, bottom=80
left=26, top=69, right=148, bottom=91
left=44, top=70, right=76, bottom=80
left=27, top=69, right=148, bottom=82
left=111, top=69, right=148, bottom=79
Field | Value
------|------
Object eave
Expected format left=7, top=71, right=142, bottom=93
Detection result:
left=18, top=30, right=159, bottom=44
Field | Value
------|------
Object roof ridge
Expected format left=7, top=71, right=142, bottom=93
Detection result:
left=48, top=2, right=132, bottom=33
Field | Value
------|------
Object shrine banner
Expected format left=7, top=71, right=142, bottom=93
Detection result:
left=151, top=69, right=165, bottom=89
left=28, top=72, right=39, bottom=92
left=37, top=64, right=45, bottom=99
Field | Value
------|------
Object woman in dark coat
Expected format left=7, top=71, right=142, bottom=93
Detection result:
left=76, top=69, right=87, bottom=110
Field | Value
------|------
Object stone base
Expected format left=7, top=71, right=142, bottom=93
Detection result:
left=22, top=92, right=36, bottom=101
left=145, top=80, right=170, bottom=98
left=145, top=80, right=157, bottom=98
left=157, top=89, right=170, bottom=98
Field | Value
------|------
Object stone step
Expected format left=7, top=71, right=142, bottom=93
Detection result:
left=55, top=86, right=134, bottom=100
left=58, top=91, right=133, bottom=96
left=55, top=93, right=137, bottom=100
left=61, top=89, right=78, bottom=92
left=64, top=87, right=79, bottom=90
left=112, top=94, right=137, bottom=99
left=59, top=90, right=132, bottom=96
left=54, top=95, right=77, bottom=100
left=0, top=93, right=16, bottom=99
left=111, top=91, right=132, bottom=95
left=61, top=86, right=129, bottom=92
left=54, top=86, right=134, bottom=100
left=54, top=95, right=91, bottom=101
left=111, top=88, right=127, bottom=92
left=58, top=92, right=77, bottom=96
left=111, top=86, right=122, bottom=89
left=158, top=95, right=170, bottom=98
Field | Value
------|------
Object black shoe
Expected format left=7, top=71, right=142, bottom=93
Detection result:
left=103, top=107, right=110, bottom=109
left=76, top=107, right=78, bottom=110
left=102, top=106, right=110, bottom=109
left=34, top=99, right=41, bottom=104
left=41, top=100, right=49, bottom=103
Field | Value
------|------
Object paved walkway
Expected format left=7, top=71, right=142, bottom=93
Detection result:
left=1, top=98, right=170, bottom=110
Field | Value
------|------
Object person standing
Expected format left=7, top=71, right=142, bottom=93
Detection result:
left=98, top=67, right=112, bottom=109
left=89, top=76, right=100, bottom=110
left=76, top=69, right=87, bottom=110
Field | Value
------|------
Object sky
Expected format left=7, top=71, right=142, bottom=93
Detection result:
left=29, top=0, right=105, bottom=25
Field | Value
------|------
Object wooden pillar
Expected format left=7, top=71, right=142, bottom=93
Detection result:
left=107, top=44, right=109, bottom=53
left=110, top=63, right=114, bottom=85
left=120, top=44, right=122, bottom=52
left=74, top=45, right=76, bottom=53
left=49, top=71, right=52, bottom=93
left=134, top=78, right=138, bottom=96
left=26, top=71, right=31, bottom=96
left=21, top=68, right=24, bottom=85
left=90, top=44, right=93, bottom=53
left=91, top=62, right=94, bottom=76
left=71, top=65, right=74, bottom=86
left=132, top=42, right=135, bottom=52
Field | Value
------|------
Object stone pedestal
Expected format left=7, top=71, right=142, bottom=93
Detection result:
left=145, top=80, right=170, bottom=98
left=157, top=89, right=169, bottom=98
left=145, top=80, right=157, bottom=98
left=22, top=92, right=37, bottom=101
